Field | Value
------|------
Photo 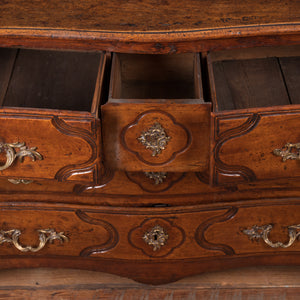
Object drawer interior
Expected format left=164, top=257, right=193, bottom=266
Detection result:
left=208, top=45, right=300, bottom=111
left=0, top=48, right=104, bottom=113
left=109, top=53, right=203, bottom=102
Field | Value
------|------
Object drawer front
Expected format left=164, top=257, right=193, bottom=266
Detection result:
left=211, top=107, right=300, bottom=185
left=0, top=209, right=113, bottom=256
left=205, top=204, right=300, bottom=254
left=0, top=203, right=299, bottom=285
left=102, top=102, right=211, bottom=172
left=0, top=203, right=298, bottom=260
left=0, top=111, right=100, bottom=183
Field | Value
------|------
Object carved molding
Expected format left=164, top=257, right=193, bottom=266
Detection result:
left=121, top=110, right=191, bottom=166
left=52, top=117, right=98, bottom=182
left=128, top=218, right=185, bottom=258
left=73, top=166, right=115, bottom=194
left=213, top=114, right=260, bottom=185
left=195, top=171, right=210, bottom=185
left=195, top=207, right=238, bottom=255
left=76, top=210, right=119, bottom=256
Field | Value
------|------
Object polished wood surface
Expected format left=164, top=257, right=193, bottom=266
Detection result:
left=0, top=200, right=298, bottom=284
left=0, top=2, right=299, bottom=285
left=102, top=103, right=211, bottom=172
left=0, top=0, right=299, bottom=53
left=1, top=0, right=299, bottom=32
left=211, top=106, right=300, bottom=185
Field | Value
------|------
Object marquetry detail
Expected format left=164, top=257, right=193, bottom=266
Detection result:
left=144, top=172, right=167, bottom=184
left=273, top=143, right=300, bottom=161
left=138, top=122, right=171, bottom=156
left=0, top=229, right=68, bottom=253
left=243, top=224, right=300, bottom=249
left=0, top=142, right=42, bottom=171
left=143, top=225, right=168, bottom=251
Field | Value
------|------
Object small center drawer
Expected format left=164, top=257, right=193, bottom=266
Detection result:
left=102, top=53, right=211, bottom=172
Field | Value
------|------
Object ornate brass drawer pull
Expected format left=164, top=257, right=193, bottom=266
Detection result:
left=138, top=122, right=171, bottom=156
left=0, top=229, right=69, bottom=252
left=243, top=224, right=300, bottom=248
left=273, top=143, right=300, bottom=161
left=0, top=142, right=43, bottom=171
left=144, top=172, right=167, bottom=184
left=8, top=179, right=33, bottom=185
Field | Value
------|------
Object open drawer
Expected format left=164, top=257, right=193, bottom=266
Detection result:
left=0, top=48, right=105, bottom=183
left=102, top=53, right=211, bottom=172
left=208, top=45, right=300, bottom=185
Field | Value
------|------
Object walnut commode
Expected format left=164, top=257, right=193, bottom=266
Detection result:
left=0, top=0, right=299, bottom=284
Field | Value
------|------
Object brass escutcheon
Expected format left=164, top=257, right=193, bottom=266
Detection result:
left=143, top=225, right=168, bottom=251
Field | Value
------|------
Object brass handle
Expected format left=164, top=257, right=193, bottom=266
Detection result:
left=0, top=229, right=68, bottom=252
left=144, top=172, right=167, bottom=184
left=138, top=122, right=171, bottom=156
left=243, top=224, right=300, bottom=248
left=8, top=179, right=33, bottom=185
left=273, top=143, right=300, bottom=161
left=0, top=142, right=42, bottom=171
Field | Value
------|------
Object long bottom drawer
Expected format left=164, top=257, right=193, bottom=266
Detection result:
left=0, top=202, right=299, bottom=284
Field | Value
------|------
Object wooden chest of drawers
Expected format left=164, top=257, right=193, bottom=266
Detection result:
left=0, top=0, right=299, bottom=284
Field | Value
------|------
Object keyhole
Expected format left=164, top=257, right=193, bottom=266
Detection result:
left=153, top=234, right=158, bottom=240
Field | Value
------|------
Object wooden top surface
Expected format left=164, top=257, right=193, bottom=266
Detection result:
left=0, top=0, right=299, bottom=53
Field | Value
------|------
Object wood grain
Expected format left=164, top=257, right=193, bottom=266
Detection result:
left=0, top=1, right=299, bottom=53
left=113, top=53, right=198, bottom=99
left=211, top=107, right=300, bottom=185
left=0, top=48, right=17, bottom=106
left=212, top=57, right=290, bottom=110
left=0, top=0, right=299, bottom=32
left=0, top=267, right=299, bottom=299
left=3, top=49, right=101, bottom=112
left=0, top=2, right=299, bottom=286
left=279, top=56, right=300, bottom=104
